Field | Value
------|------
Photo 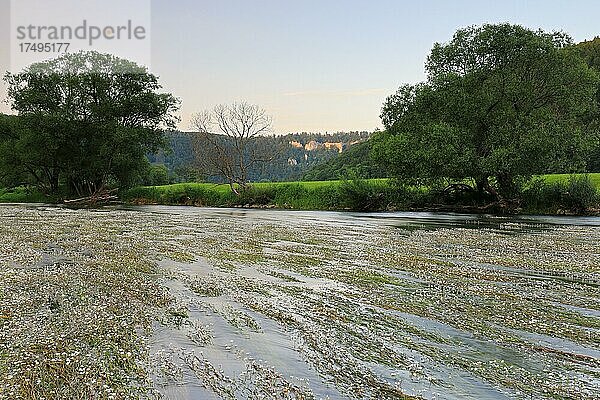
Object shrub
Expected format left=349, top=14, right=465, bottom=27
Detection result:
left=273, top=183, right=309, bottom=208
left=0, top=186, right=51, bottom=203
left=563, top=175, right=598, bottom=210
left=521, top=175, right=598, bottom=213
left=521, top=178, right=558, bottom=212
left=229, top=185, right=277, bottom=206
left=339, top=177, right=384, bottom=211
left=142, top=164, right=170, bottom=186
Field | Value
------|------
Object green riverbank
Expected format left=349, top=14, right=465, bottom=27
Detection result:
left=2, top=174, right=600, bottom=215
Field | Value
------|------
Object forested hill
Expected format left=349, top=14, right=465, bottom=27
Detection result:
left=147, top=131, right=371, bottom=182
left=302, top=141, right=388, bottom=181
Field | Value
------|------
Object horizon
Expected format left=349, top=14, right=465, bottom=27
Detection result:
left=2, top=0, right=600, bottom=134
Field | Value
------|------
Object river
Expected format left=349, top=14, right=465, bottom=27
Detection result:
left=0, top=205, right=598, bottom=399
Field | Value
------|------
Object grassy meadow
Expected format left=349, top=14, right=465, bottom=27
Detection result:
left=123, top=178, right=399, bottom=210
left=543, top=173, right=600, bottom=187
left=122, top=174, right=600, bottom=213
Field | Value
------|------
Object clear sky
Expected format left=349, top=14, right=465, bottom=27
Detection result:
left=2, top=0, right=600, bottom=133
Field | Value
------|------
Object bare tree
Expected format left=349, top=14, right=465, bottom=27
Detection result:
left=190, top=102, right=275, bottom=194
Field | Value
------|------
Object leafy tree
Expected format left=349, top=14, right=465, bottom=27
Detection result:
left=588, top=144, right=600, bottom=172
left=142, top=163, right=170, bottom=186
left=575, top=37, right=600, bottom=70
left=2, top=51, right=179, bottom=195
left=575, top=37, right=600, bottom=172
left=375, top=24, right=599, bottom=198
left=0, top=114, right=28, bottom=188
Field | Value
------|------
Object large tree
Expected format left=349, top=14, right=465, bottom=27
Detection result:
left=190, top=102, right=276, bottom=194
left=0, top=114, right=28, bottom=188
left=374, top=24, right=599, bottom=198
left=2, top=51, right=179, bottom=195
left=575, top=37, right=600, bottom=172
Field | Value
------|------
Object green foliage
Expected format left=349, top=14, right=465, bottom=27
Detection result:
left=338, top=176, right=386, bottom=211
left=142, top=164, right=170, bottom=186
left=371, top=124, right=473, bottom=187
left=123, top=183, right=229, bottom=206
left=574, top=38, right=600, bottom=172
left=124, top=181, right=332, bottom=209
left=149, top=131, right=371, bottom=184
left=0, top=114, right=27, bottom=188
left=122, top=179, right=432, bottom=212
left=522, top=175, right=598, bottom=212
left=0, top=187, right=51, bottom=203
left=11, top=173, right=599, bottom=214
left=2, top=51, right=179, bottom=196
left=589, top=140, right=600, bottom=172
left=564, top=175, right=598, bottom=209
left=540, top=172, right=600, bottom=188
left=303, top=140, right=387, bottom=181
left=230, top=185, right=278, bottom=206
left=375, top=24, right=599, bottom=198
left=576, top=37, right=600, bottom=69
left=521, top=178, right=564, bottom=213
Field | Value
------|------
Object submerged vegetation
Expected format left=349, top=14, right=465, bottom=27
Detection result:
left=1, top=205, right=598, bottom=399
left=0, top=207, right=174, bottom=398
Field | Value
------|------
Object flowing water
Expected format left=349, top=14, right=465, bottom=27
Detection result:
left=1, top=205, right=599, bottom=399
left=133, top=207, right=600, bottom=400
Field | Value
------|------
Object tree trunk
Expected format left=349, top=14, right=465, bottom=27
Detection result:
left=48, top=170, right=59, bottom=194
left=475, top=177, right=487, bottom=196
left=475, top=176, right=500, bottom=200
left=229, top=181, right=239, bottom=196
left=496, top=172, right=514, bottom=198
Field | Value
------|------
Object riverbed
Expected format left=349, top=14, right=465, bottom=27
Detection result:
left=0, top=205, right=598, bottom=399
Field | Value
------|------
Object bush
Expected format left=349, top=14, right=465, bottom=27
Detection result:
left=339, top=177, right=385, bottom=211
left=521, top=178, right=563, bottom=213
left=0, top=186, right=51, bottom=203
left=308, top=185, right=342, bottom=209
left=228, top=185, right=277, bottom=206
left=142, top=164, right=170, bottom=186
left=521, top=175, right=598, bottom=213
left=563, top=175, right=598, bottom=210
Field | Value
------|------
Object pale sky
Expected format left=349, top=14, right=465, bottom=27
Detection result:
left=2, top=0, right=600, bottom=133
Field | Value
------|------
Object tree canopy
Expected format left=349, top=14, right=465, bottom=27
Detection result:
left=1, top=51, right=179, bottom=195
left=575, top=37, right=600, bottom=172
left=374, top=24, right=599, bottom=198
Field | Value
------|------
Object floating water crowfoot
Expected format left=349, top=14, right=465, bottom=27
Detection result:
left=0, top=206, right=176, bottom=399
left=2, top=205, right=599, bottom=399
